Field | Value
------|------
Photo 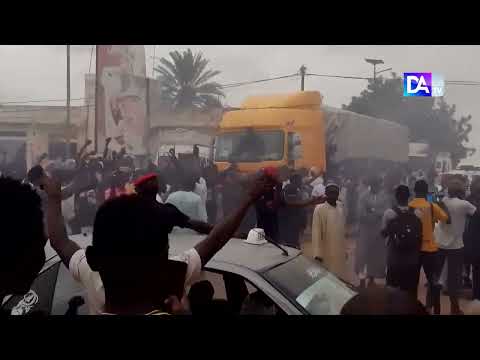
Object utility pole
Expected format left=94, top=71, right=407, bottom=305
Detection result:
left=365, top=58, right=392, bottom=82
left=94, top=45, right=99, bottom=154
left=66, top=45, right=71, bottom=159
left=300, top=65, right=306, bottom=91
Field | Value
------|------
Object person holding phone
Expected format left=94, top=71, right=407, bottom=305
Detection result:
left=409, top=180, right=449, bottom=314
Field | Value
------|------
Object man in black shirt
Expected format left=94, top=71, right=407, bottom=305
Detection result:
left=256, top=167, right=325, bottom=243
left=133, top=173, right=214, bottom=235
left=278, top=173, right=308, bottom=248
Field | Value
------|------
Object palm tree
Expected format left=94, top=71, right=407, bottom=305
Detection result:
left=154, top=49, right=225, bottom=111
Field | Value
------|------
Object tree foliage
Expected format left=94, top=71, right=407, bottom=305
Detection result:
left=342, top=73, right=475, bottom=167
left=154, top=49, right=225, bottom=111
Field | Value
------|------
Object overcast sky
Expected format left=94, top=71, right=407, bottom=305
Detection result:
left=0, top=45, right=479, bottom=165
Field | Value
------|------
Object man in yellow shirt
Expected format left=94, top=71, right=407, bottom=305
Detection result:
left=409, top=180, right=449, bottom=315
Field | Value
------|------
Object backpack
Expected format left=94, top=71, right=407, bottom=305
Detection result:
left=387, top=207, right=422, bottom=253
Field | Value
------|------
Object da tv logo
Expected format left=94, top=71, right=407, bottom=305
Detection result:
left=403, top=73, right=444, bottom=97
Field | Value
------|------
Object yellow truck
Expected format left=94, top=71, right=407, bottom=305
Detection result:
left=214, top=91, right=326, bottom=173
left=214, top=91, right=409, bottom=174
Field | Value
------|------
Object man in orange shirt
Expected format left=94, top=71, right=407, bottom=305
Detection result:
left=409, top=180, right=450, bottom=314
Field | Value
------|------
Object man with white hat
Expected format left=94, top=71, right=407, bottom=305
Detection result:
left=312, top=182, right=347, bottom=280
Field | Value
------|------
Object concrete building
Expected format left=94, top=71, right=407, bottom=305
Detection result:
left=0, top=73, right=223, bottom=178
left=80, top=74, right=223, bottom=162
left=148, top=107, right=223, bottom=160
left=0, top=104, right=85, bottom=177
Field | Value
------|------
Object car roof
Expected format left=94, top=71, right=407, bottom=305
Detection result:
left=45, top=230, right=301, bottom=274
left=168, top=230, right=301, bottom=272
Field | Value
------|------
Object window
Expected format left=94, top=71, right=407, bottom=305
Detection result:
left=0, top=134, right=27, bottom=179
left=48, top=141, right=77, bottom=160
left=215, top=130, right=284, bottom=162
left=197, top=270, right=285, bottom=315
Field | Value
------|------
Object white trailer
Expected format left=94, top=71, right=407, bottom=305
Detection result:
left=322, top=106, right=410, bottom=164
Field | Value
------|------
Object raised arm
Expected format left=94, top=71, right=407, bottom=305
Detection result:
left=275, top=180, right=324, bottom=208
left=76, top=139, right=92, bottom=164
left=185, top=220, right=214, bottom=235
left=41, top=175, right=80, bottom=267
left=435, top=201, right=451, bottom=224
left=285, top=195, right=326, bottom=208
left=194, top=175, right=270, bottom=266
left=102, top=137, right=112, bottom=160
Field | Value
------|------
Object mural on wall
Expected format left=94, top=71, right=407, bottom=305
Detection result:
left=97, top=45, right=147, bottom=155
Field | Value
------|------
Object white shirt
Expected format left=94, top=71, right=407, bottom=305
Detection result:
left=194, top=177, right=208, bottom=209
left=312, top=183, right=326, bottom=198
left=435, top=197, right=476, bottom=249
left=310, top=176, right=324, bottom=188
left=69, top=248, right=202, bottom=315
left=166, top=191, right=208, bottom=223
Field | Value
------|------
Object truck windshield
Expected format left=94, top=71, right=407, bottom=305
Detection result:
left=215, top=130, right=284, bottom=162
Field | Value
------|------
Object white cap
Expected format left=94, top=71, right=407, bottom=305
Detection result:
left=244, top=228, right=268, bottom=245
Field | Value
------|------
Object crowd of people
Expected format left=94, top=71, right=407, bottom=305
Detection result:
left=311, top=169, right=480, bottom=315
left=1, top=138, right=479, bottom=315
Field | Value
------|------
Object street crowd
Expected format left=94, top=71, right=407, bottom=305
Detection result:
left=310, top=168, right=480, bottom=315
left=1, top=138, right=480, bottom=315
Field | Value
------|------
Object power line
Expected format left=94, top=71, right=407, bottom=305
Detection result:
left=84, top=45, right=95, bottom=137
left=0, top=97, right=89, bottom=105
left=0, top=104, right=94, bottom=114
left=308, top=72, right=480, bottom=87
left=445, top=82, right=480, bottom=86
left=220, top=74, right=299, bottom=89
left=445, top=80, right=480, bottom=83
left=1, top=73, right=299, bottom=103
left=4, top=71, right=480, bottom=109
left=306, top=73, right=371, bottom=80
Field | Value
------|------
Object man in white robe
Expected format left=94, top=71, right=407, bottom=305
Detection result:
left=312, top=183, right=347, bottom=280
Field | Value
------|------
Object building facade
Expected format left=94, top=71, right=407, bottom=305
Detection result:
left=0, top=104, right=85, bottom=177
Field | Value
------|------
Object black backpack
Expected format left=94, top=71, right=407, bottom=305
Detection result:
left=387, top=207, right=422, bottom=253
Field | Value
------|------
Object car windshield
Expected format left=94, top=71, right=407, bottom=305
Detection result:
left=263, top=256, right=357, bottom=315
left=215, top=130, right=284, bottom=162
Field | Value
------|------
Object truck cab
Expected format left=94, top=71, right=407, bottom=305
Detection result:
left=214, top=91, right=326, bottom=173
